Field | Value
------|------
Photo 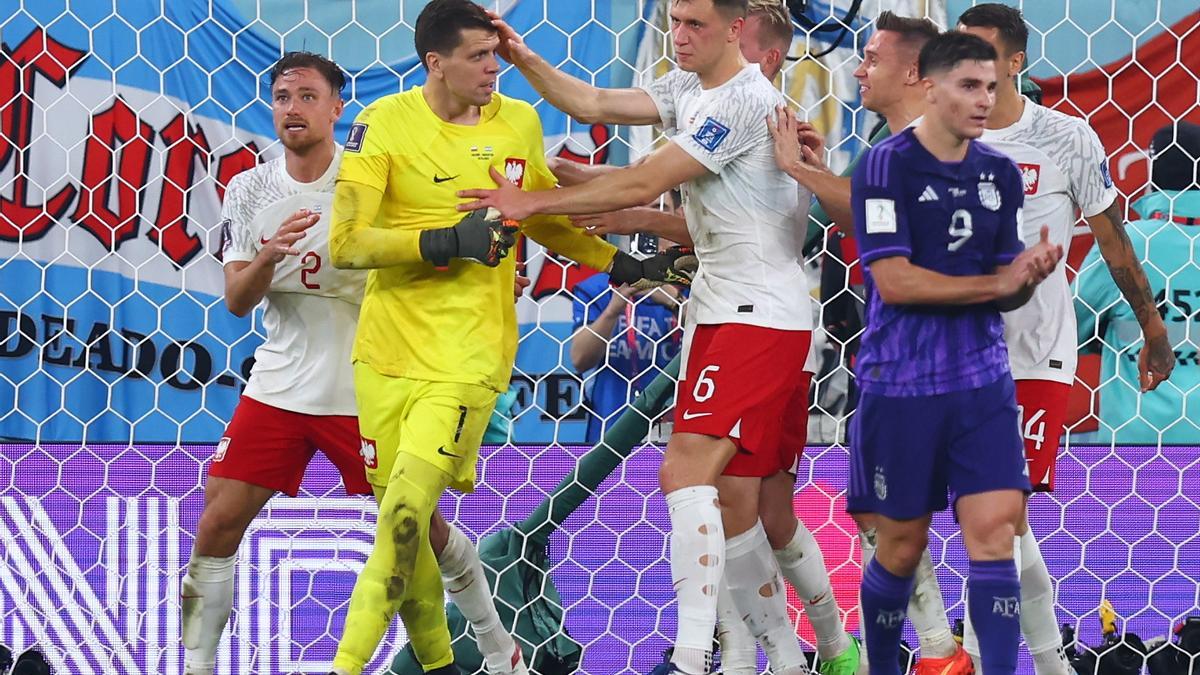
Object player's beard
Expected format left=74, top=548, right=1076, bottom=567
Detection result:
left=464, top=82, right=494, bottom=108
left=279, top=129, right=325, bottom=155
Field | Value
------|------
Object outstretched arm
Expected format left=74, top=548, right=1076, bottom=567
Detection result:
left=547, top=157, right=693, bottom=245
left=571, top=208, right=693, bottom=246
left=1084, top=199, right=1173, bottom=390
left=457, top=142, right=708, bottom=221
left=491, top=16, right=662, bottom=125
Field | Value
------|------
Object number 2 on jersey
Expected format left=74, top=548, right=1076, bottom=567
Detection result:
left=948, top=209, right=973, bottom=252
left=300, top=251, right=321, bottom=289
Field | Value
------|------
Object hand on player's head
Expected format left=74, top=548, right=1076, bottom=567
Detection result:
left=486, top=12, right=533, bottom=66
left=260, top=209, right=319, bottom=263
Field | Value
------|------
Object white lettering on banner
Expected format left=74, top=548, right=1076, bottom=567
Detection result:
left=0, top=496, right=393, bottom=674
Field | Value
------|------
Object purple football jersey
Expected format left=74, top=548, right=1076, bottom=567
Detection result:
left=851, top=128, right=1026, bottom=397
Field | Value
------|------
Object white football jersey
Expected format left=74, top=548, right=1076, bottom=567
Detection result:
left=220, top=147, right=364, bottom=415
left=643, top=65, right=813, bottom=331
left=981, top=101, right=1118, bottom=384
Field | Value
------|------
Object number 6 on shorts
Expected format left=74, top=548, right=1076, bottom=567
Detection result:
left=692, top=365, right=719, bottom=402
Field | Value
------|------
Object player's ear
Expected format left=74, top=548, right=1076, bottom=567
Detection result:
left=425, top=52, right=442, bottom=80
left=767, top=48, right=782, bottom=77
left=728, top=16, right=744, bottom=42
left=904, top=61, right=920, bottom=85
left=1009, top=50, right=1026, bottom=79
left=921, top=75, right=935, bottom=102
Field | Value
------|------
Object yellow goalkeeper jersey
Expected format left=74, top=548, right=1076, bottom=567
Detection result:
left=336, top=87, right=616, bottom=392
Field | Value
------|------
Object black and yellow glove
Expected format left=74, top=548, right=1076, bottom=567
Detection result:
left=419, top=208, right=519, bottom=270
left=609, top=246, right=698, bottom=290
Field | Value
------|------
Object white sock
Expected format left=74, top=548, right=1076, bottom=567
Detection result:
left=1017, top=529, right=1071, bottom=675
left=667, top=486, right=724, bottom=674
left=857, top=527, right=877, bottom=665
left=726, top=521, right=810, bottom=675
left=962, top=584, right=981, bottom=671
left=716, top=578, right=759, bottom=675
left=962, top=535, right=1026, bottom=674
left=438, top=525, right=526, bottom=675
left=774, top=521, right=849, bottom=661
left=908, top=548, right=957, bottom=659
left=182, top=553, right=236, bottom=674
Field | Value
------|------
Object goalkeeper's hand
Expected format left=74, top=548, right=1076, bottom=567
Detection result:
left=608, top=247, right=698, bottom=290
left=419, top=208, right=519, bottom=269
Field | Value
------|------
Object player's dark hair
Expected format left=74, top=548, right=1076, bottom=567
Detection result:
left=414, top=0, right=497, bottom=71
left=875, top=11, right=940, bottom=53
left=918, top=31, right=997, bottom=78
left=675, top=0, right=749, bottom=21
left=269, top=51, right=346, bottom=95
left=957, top=3, right=1029, bottom=56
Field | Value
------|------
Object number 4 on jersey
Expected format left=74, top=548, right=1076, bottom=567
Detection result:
left=1017, top=404, right=1046, bottom=450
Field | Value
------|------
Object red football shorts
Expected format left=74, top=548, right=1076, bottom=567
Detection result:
left=781, top=371, right=813, bottom=475
left=675, top=323, right=811, bottom=477
left=1015, top=379, right=1072, bottom=492
left=209, top=395, right=373, bottom=496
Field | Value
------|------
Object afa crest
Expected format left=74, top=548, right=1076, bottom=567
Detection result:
left=978, top=179, right=1002, bottom=211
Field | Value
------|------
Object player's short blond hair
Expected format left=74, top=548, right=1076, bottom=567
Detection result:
left=746, top=0, right=793, bottom=51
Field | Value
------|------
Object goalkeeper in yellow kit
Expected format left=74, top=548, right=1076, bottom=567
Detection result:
left=326, top=2, right=692, bottom=674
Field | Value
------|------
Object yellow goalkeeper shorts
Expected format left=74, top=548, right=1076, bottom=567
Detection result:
left=353, top=362, right=497, bottom=493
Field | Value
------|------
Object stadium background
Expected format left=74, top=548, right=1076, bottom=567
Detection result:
left=0, top=0, right=1197, bottom=673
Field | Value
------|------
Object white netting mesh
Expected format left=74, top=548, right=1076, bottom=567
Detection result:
left=0, top=0, right=1198, bottom=673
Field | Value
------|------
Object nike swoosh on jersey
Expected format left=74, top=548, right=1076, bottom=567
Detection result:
left=259, top=235, right=271, bottom=245
left=681, top=410, right=712, bottom=420
left=433, top=174, right=459, bottom=183
left=436, top=445, right=462, bottom=458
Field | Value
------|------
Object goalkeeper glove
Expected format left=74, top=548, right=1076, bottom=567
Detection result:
left=608, top=247, right=698, bottom=290
left=419, top=208, right=519, bottom=269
